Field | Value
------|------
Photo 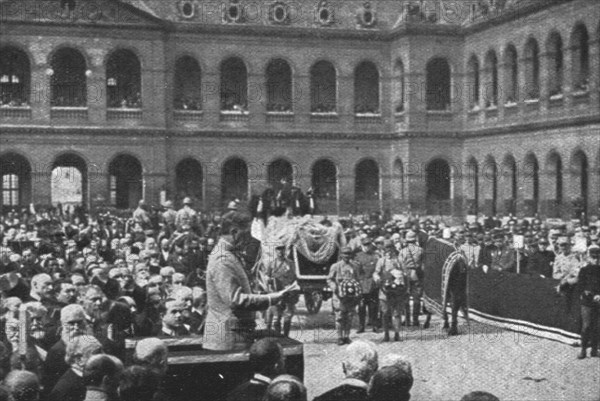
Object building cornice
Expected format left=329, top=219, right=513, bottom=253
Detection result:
left=2, top=113, right=598, bottom=140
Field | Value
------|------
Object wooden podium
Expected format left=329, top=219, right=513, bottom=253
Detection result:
left=125, top=332, right=304, bottom=401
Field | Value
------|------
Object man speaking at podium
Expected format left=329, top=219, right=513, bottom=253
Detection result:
left=203, top=211, right=298, bottom=351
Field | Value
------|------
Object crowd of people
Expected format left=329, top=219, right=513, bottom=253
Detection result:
left=0, top=194, right=598, bottom=400
left=225, top=337, right=500, bottom=401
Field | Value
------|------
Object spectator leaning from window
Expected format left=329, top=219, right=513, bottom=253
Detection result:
left=313, top=340, right=378, bottom=401
left=226, top=338, right=285, bottom=401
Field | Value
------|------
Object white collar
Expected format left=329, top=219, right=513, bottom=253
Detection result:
left=250, top=373, right=272, bottom=385
left=341, top=378, right=368, bottom=389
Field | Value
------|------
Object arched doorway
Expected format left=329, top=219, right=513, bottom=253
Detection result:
left=51, top=153, right=87, bottom=208
left=466, top=157, right=479, bottom=215
left=570, top=150, right=588, bottom=219
left=267, top=159, right=294, bottom=189
left=0, top=153, right=32, bottom=208
left=545, top=151, right=563, bottom=218
left=221, top=158, right=248, bottom=201
left=355, top=159, right=379, bottom=201
left=523, top=153, right=539, bottom=216
left=311, top=159, right=337, bottom=200
left=175, top=158, right=203, bottom=204
left=483, top=156, right=498, bottom=215
left=501, top=154, right=517, bottom=215
left=426, top=158, right=451, bottom=215
left=311, top=159, right=337, bottom=214
left=108, top=154, right=143, bottom=209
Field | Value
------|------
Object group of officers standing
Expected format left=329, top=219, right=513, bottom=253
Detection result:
left=327, top=232, right=424, bottom=345
left=259, top=229, right=426, bottom=346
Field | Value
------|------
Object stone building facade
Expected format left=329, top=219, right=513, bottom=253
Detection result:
left=1, top=0, right=599, bottom=218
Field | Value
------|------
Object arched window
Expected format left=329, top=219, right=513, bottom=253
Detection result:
left=393, top=59, right=405, bottom=113
left=51, top=153, right=87, bottom=207
left=355, top=159, right=379, bottom=200
left=354, top=61, right=379, bottom=114
left=523, top=38, right=540, bottom=99
left=0, top=47, right=30, bottom=107
left=221, top=158, right=248, bottom=201
left=426, top=58, right=451, bottom=111
left=1, top=153, right=31, bottom=207
left=311, top=159, right=337, bottom=200
left=546, top=32, right=564, bottom=96
left=467, top=55, right=480, bottom=109
left=266, top=59, right=292, bottom=112
left=571, top=24, right=590, bottom=91
left=310, top=61, right=336, bottom=113
left=176, top=158, right=203, bottom=202
left=174, top=56, right=202, bottom=111
left=483, top=51, right=498, bottom=107
left=108, top=154, right=143, bottom=209
left=106, top=49, right=142, bottom=108
left=504, top=45, right=518, bottom=103
left=220, top=57, right=247, bottom=111
left=51, top=48, right=87, bottom=107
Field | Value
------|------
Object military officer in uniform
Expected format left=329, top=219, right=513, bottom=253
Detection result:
left=176, top=197, right=200, bottom=234
left=354, top=237, right=379, bottom=333
left=576, top=245, right=600, bottom=359
left=374, top=241, right=407, bottom=342
left=327, top=247, right=359, bottom=345
left=265, top=243, right=298, bottom=337
left=398, top=231, right=424, bottom=327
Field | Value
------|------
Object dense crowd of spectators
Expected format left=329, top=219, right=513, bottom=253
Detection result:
left=0, top=196, right=597, bottom=399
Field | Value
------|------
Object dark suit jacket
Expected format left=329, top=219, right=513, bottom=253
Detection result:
left=312, top=382, right=368, bottom=401
left=226, top=375, right=270, bottom=401
left=49, top=368, right=86, bottom=401
left=43, top=339, right=69, bottom=396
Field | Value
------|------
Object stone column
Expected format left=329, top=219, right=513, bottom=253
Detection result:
left=87, top=48, right=107, bottom=124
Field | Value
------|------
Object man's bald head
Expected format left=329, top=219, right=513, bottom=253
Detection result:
left=265, top=375, right=307, bottom=401
left=4, top=370, right=39, bottom=401
left=133, top=338, right=168, bottom=375
left=249, top=338, right=284, bottom=378
left=83, top=354, right=124, bottom=392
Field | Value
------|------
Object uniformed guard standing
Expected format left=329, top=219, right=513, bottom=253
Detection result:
left=398, top=230, right=424, bottom=327
left=265, top=243, right=298, bottom=337
left=327, top=247, right=360, bottom=345
left=374, top=241, right=407, bottom=342
left=354, top=237, right=379, bottom=333
left=576, top=245, right=600, bottom=359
